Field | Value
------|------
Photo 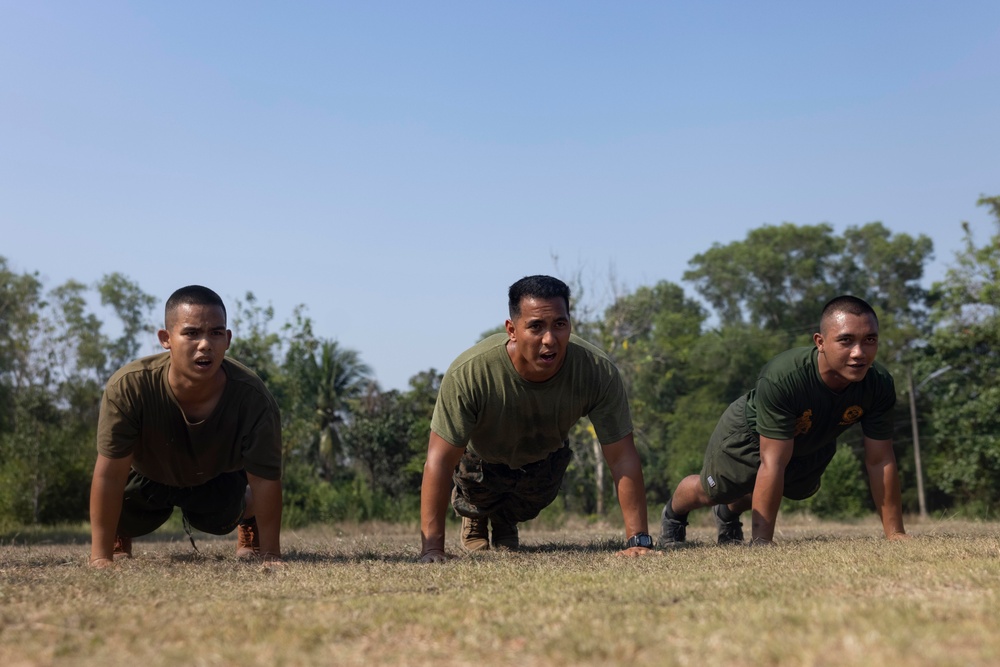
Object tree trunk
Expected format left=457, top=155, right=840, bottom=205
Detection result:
left=592, top=432, right=604, bottom=515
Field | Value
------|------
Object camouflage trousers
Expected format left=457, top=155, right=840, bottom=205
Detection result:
left=452, top=444, right=573, bottom=525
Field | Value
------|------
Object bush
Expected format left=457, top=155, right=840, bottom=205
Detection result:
left=0, top=429, right=94, bottom=527
left=281, top=461, right=419, bottom=528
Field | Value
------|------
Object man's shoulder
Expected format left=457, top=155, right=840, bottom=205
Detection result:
left=758, top=347, right=815, bottom=381
left=567, top=333, right=610, bottom=359
left=565, top=334, right=619, bottom=375
left=223, top=357, right=280, bottom=407
left=445, top=333, right=509, bottom=375
left=769, top=346, right=815, bottom=365
left=863, top=360, right=895, bottom=388
left=752, top=348, right=819, bottom=405
left=106, top=352, right=170, bottom=390
left=222, top=355, right=264, bottom=381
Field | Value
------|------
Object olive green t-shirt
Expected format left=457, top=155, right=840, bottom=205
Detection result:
left=745, top=346, right=896, bottom=456
left=97, top=352, right=283, bottom=487
left=431, top=333, right=633, bottom=469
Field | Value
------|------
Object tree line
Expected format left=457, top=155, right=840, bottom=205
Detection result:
left=2, top=195, right=998, bottom=529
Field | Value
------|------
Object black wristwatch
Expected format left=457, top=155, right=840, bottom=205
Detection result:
left=626, top=532, right=654, bottom=549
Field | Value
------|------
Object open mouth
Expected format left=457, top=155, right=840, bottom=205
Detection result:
left=540, top=351, right=558, bottom=363
left=194, top=358, right=213, bottom=369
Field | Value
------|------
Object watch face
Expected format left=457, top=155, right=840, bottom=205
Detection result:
left=629, top=533, right=653, bottom=548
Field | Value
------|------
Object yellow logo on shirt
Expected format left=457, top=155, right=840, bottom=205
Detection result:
left=840, top=405, right=864, bottom=426
left=794, top=410, right=813, bottom=436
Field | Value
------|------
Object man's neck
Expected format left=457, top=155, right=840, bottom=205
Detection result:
left=816, top=355, right=851, bottom=393
left=168, top=365, right=227, bottom=422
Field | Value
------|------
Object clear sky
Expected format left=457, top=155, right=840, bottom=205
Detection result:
left=3, top=2, right=999, bottom=390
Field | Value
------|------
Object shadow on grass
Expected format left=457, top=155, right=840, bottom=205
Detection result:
left=520, top=537, right=721, bottom=553
left=1, top=526, right=723, bottom=563
left=1, top=525, right=93, bottom=546
left=0, top=526, right=197, bottom=549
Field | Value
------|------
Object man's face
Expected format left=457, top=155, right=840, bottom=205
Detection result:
left=157, top=303, right=231, bottom=383
left=505, top=296, right=571, bottom=382
left=814, top=310, right=879, bottom=390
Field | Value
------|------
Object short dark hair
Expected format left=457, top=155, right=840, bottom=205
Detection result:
left=165, top=285, right=227, bottom=328
left=819, top=295, right=878, bottom=332
left=508, top=275, right=571, bottom=319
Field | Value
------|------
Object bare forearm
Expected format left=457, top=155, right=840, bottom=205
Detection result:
left=89, top=476, right=124, bottom=561
left=868, top=460, right=905, bottom=538
left=611, top=457, right=648, bottom=538
left=89, top=455, right=131, bottom=563
left=751, top=466, right=785, bottom=543
left=420, top=462, right=452, bottom=553
left=418, top=435, right=466, bottom=560
left=864, top=439, right=906, bottom=539
left=248, top=475, right=283, bottom=557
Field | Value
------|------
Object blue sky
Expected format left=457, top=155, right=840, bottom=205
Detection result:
left=3, top=2, right=999, bottom=390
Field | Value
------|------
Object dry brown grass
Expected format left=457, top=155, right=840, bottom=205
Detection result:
left=2, top=514, right=999, bottom=666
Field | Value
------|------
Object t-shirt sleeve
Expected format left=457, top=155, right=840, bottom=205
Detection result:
left=96, top=380, right=141, bottom=459
left=861, top=373, right=896, bottom=441
left=429, top=368, right=476, bottom=447
left=588, top=367, right=634, bottom=445
left=752, top=377, right=799, bottom=440
left=240, top=398, right=283, bottom=481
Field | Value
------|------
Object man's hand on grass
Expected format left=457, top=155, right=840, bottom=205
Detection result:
left=616, top=546, right=659, bottom=558
left=419, top=549, right=456, bottom=564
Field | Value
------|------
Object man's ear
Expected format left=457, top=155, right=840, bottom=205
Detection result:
left=505, top=319, right=516, bottom=340
left=813, top=332, right=824, bottom=352
left=157, top=329, right=171, bottom=350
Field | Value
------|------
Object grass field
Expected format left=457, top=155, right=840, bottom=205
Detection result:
left=2, top=513, right=999, bottom=667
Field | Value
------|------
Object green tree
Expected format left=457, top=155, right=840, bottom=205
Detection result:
left=402, top=368, right=443, bottom=474
left=684, top=222, right=933, bottom=347
left=313, top=340, right=372, bottom=476
left=596, top=281, right=706, bottom=498
left=836, top=223, right=936, bottom=388
left=275, top=306, right=320, bottom=462
left=343, top=387, right=420, bottom=500
left=0, top=259, right=44, bottom=430
left=921, top=196, right=1000, bottom=513
left=58, top=274, right=157, bottom=420
left=0, top=265, right=154, bottom=526
left=684, top=223, right=843, bottom=336
left=660, top=323, right=787, bottom=491
left=0, top=387, right=91, bottom=525
left=838, top=223, right=933, bottom=332
left=228, top=292, right=282, bottom=385
left=47, top=279, right=110, bottom=388
left=0, top=262, right=56, bottom=525
left=98, top=272, right=157, bottom=372
left=276, top=309, right=373, bottom=479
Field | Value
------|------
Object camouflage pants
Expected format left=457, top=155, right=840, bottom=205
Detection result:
left=452, top=445, right=573, bottom=525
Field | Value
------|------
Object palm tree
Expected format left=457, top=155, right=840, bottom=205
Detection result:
left=314, top=340, right=373, bottom=477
